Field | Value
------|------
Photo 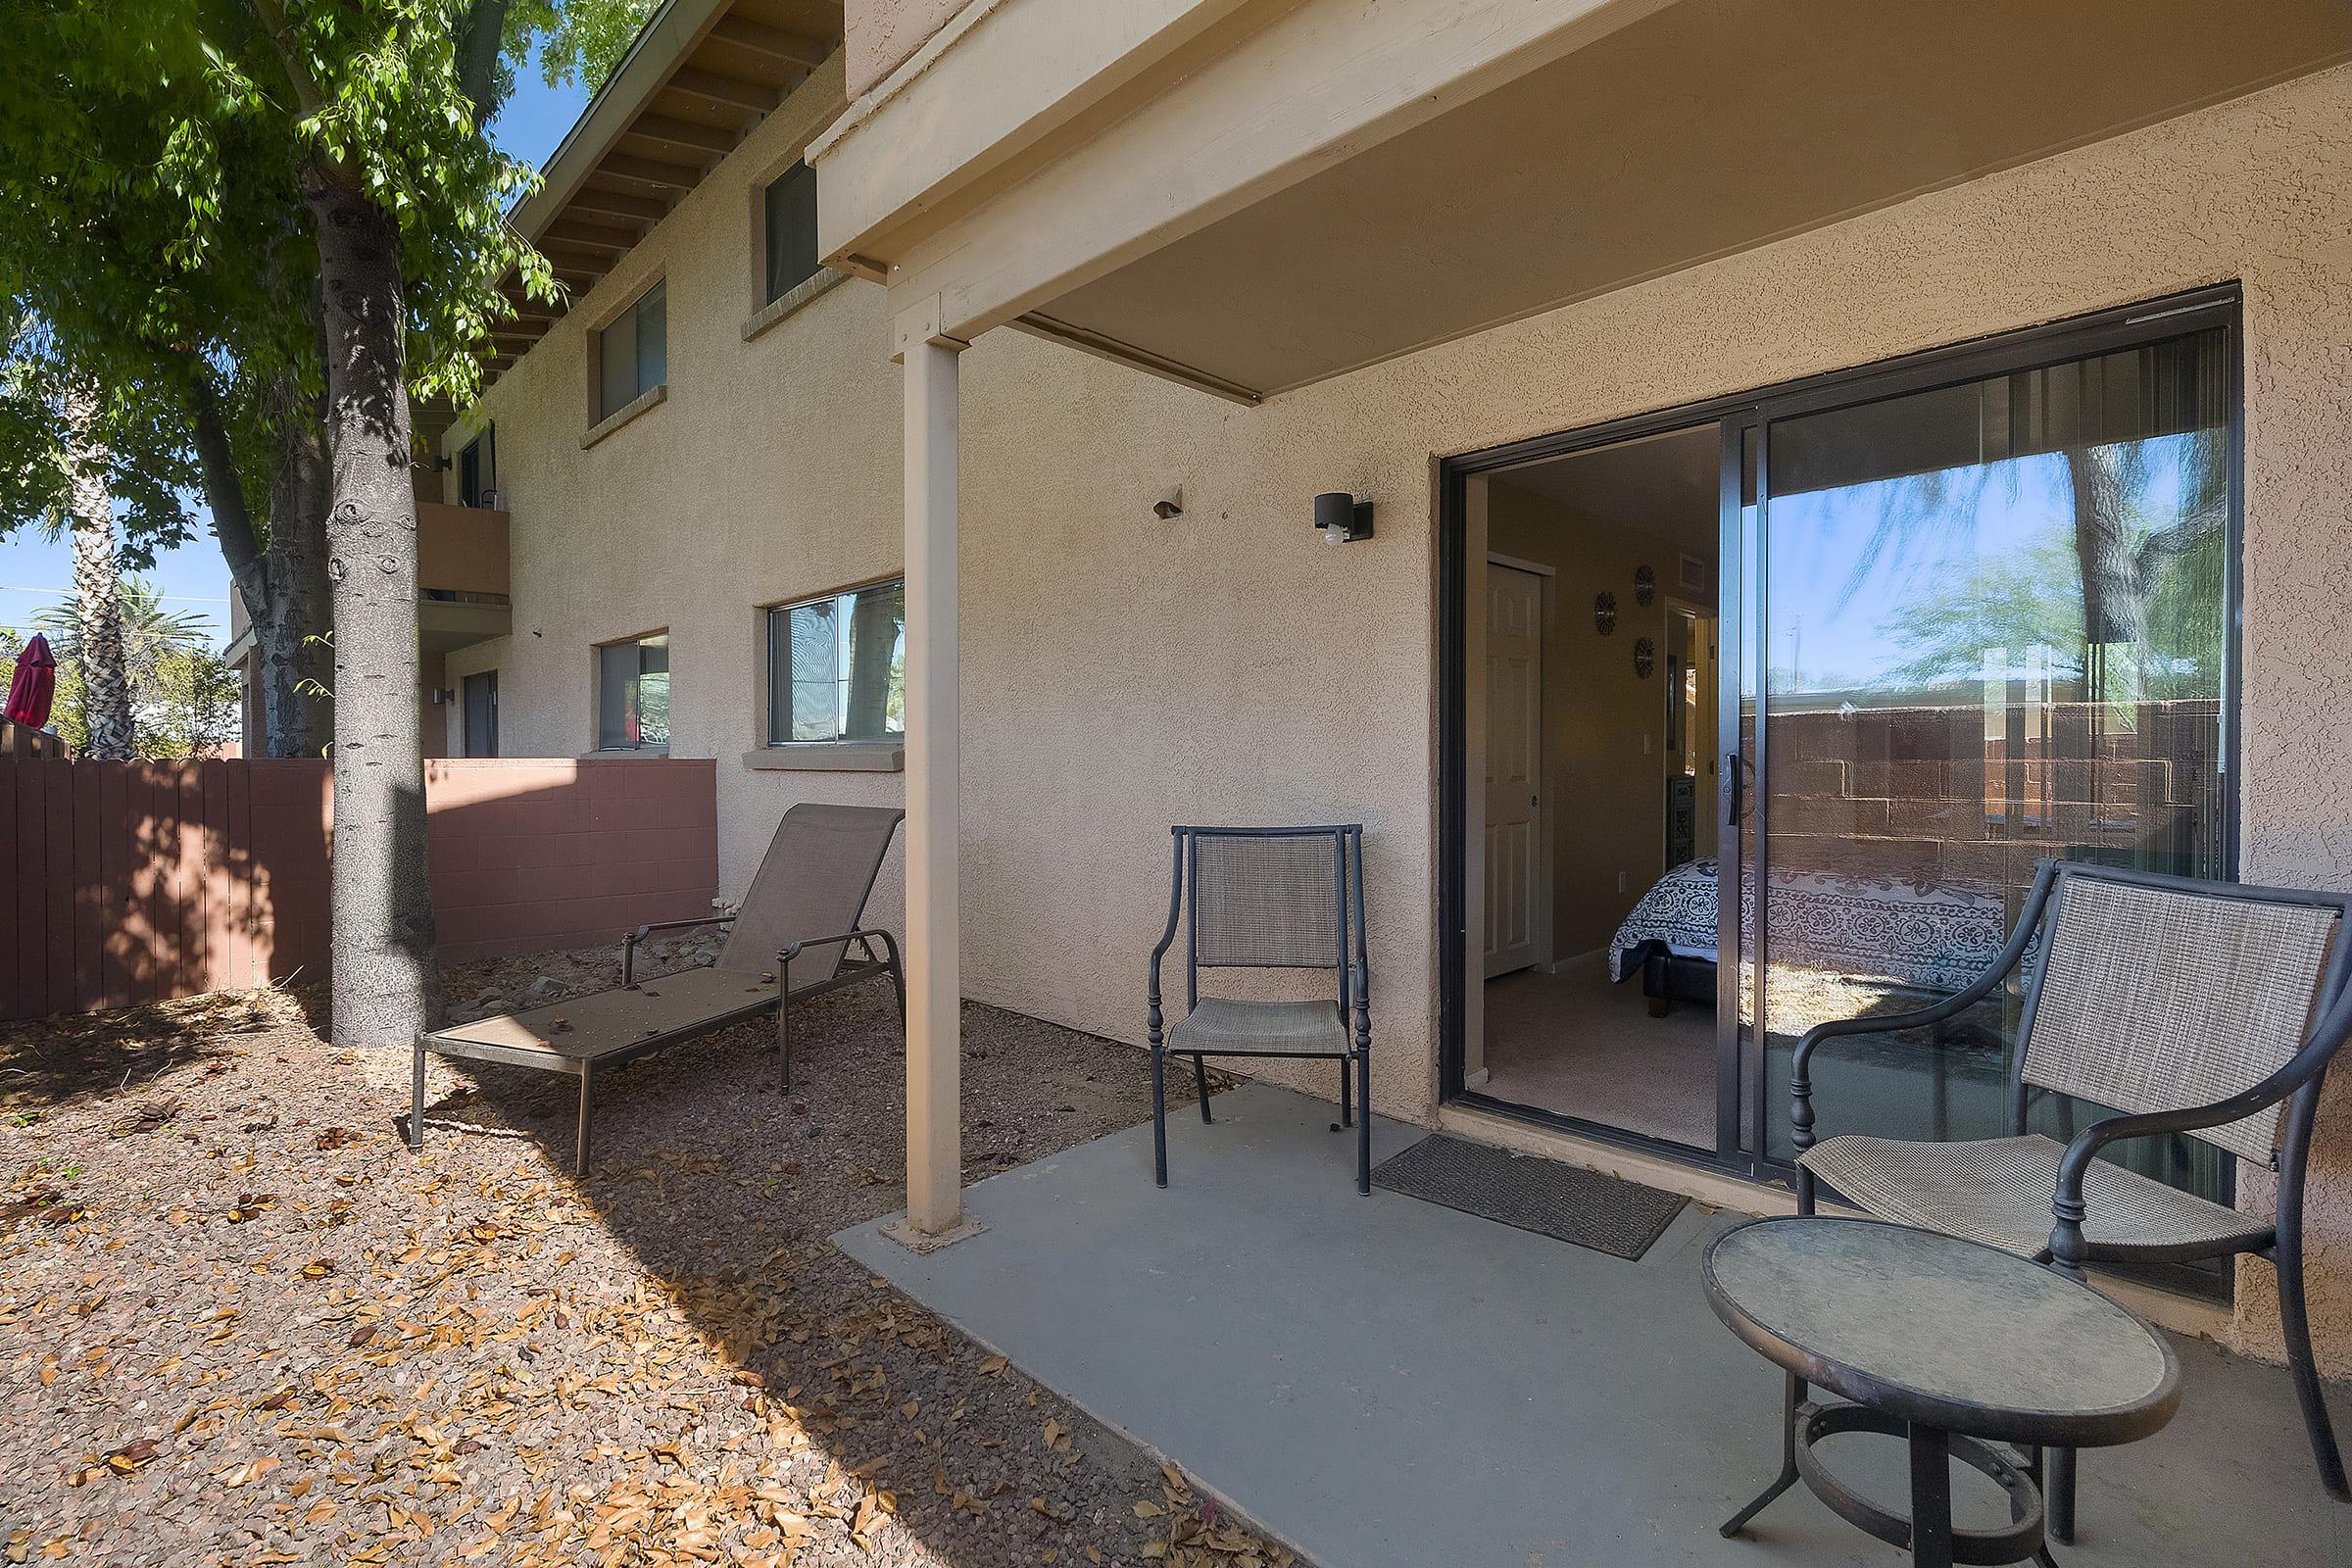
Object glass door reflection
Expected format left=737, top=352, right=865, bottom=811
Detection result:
left=1749, top=325, right=2234, bottom=1211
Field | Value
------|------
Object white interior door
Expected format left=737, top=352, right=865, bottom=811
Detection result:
left=1484, top=563, right=1544, bottom=977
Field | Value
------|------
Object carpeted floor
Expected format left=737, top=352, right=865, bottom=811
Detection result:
left=1481, top=951, right=1724, bottom=1149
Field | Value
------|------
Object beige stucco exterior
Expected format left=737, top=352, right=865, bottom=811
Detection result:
left=460, top=58, right=2352, bottom=1368
left=842, top=0, right=971, bottom=98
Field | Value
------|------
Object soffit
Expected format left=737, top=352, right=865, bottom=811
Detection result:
left=1029, top=0, right=2351, bottom=398
left=481, top=0, right=844, bottom=384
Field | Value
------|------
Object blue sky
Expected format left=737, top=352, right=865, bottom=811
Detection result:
left=0, top=41, right=593, bottom=652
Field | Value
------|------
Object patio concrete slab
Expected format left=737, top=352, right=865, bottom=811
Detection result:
left=837, top=1084, right=2349, bottom=1568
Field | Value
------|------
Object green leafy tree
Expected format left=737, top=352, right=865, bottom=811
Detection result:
left=1, top=0, right=656, bottom=1043
left=9, top=582, right=240, bottom=759
left=0, top=7, right=334, bottom=760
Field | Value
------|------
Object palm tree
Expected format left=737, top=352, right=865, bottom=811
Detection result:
left=36, top=577, right=213, bottom=689
left=51, top=386, right=134, bottom=760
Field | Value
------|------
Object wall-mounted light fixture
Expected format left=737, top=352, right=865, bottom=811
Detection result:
left=1152, top=487, right=1185, bottom=520
left=1314, top=491, right=1373, bottom=545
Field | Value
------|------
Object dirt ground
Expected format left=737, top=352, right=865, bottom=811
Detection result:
left=0, top=945, right=1281, bottom=1568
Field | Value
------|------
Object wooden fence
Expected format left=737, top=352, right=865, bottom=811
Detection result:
left=1, top=757, right=717, bottom=1021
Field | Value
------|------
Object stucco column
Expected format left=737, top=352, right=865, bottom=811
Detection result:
left=893, top=301, right=972, bottom=1243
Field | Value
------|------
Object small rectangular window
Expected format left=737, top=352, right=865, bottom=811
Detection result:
left=458, top=425, right=496, bottom=507
left=598, top=281, right=666, bottom=420
left=597, top=632, right=670, bottom=751
left=463, top=670, right=499, bottom=757
left=763, top=163, right=820, bottom=305
left=767, top=581, right=904, bottom=745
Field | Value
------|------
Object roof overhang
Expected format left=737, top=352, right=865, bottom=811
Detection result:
left=481, top=0, right=843, bottom=385
left=810, top=0, right=2352, bottom=403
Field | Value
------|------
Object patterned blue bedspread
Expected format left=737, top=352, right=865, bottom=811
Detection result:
left=1608, top=858, right=2007, bottom=995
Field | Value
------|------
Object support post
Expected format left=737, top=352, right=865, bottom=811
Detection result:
left=894, top=301, right=971, bottom=1242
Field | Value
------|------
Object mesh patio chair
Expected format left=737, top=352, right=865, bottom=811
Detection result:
left=415, top=803, right=906, bottom=1175
left=1788, top=858, right=2352, bottom=1539
left=1148, top=825, right=1372, bottom=1194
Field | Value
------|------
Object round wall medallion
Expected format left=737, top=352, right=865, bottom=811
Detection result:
left=1634, top=564, right=1656, bottom=607
left=1633, top=636, right=1656, bottom=678
left=1593, top=591, right=1618, bottom=635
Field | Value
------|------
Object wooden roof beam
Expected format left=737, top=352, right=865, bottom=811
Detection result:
left=599, top=153, right=702, bottom=190
left=626, top=112, right=739, bottom=158
left=565, top=187, right=667, bottom=223
left=666, top=66, right=778, bottom=115
left=543, top=220, right=639, bottom=252
left=543, top=243, right=621, bottom=275
left=707, top=16, right=833, bottom=69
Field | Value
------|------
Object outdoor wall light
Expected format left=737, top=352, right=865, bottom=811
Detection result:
left=1152, top=487, right=1185, bottom=520
left=1314, top=491, right=1374, bottom=545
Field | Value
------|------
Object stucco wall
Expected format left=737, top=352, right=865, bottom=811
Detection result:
left=843, top=0, right=973, bottom=98
left=468, top=64, right=2352, bottom=1367
left=448, top=52, right=909, bottom=941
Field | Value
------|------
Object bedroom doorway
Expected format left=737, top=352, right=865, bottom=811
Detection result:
left=1459, top=421, right=1736, bottom=1157
left=1442, top=288, right=2243, bottom=1200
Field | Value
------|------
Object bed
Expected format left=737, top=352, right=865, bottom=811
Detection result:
left=1607, top=858, right=2009, bottom=1013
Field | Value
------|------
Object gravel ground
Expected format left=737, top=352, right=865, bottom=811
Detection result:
left=0, top=945, right=1282, bottom=1568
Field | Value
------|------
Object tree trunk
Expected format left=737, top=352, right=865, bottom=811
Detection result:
left=59, top=387, right=135, bottom=761
left=186, top=364, right=335, bottom=759
left=309, top=178, right=441, bottom=1046
left=258, top=389, right=336, bottom=756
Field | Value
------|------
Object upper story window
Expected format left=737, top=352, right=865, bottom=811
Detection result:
left=597, top=280, right=666, bottom=421
left=767, top=581, right=905, bottom=745
left=597, top=632, right=670, bottom=751
left=762, top=163, right=820, bottom=305
left=458, top=424, right=496, bottom=507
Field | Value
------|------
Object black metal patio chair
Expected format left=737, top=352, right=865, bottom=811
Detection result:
left=1148, top=824, right=1372, bottom=1193
left=1789, top=858, right=2352, bottom=1540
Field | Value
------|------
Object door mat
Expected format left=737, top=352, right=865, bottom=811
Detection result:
left=1371, top=1134, right=1689, bottom=1260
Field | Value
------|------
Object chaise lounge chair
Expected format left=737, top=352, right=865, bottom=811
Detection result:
left=411, top=802, right=906, bottom=1175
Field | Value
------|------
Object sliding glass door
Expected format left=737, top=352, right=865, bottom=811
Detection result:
left=1443, top=291, right=2238, bottom=1221
left=1740, top=309, right=2236, bottom=1205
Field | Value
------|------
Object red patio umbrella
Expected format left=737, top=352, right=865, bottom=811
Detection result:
left=5, top=633, right=57, bottom=730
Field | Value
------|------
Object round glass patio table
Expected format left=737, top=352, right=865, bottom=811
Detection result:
left=1702, top=1216, right=2180, bottom=1568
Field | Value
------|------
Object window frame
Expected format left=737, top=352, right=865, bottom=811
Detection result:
left=458, top=424, right=496, bottom=508
left=761, top=161, right=821, bottom=308
left=589, top=276, right=668, bottom=430
left=592, top=629, right=672, bottom=755
left=761, top=577, right=906, bottom=751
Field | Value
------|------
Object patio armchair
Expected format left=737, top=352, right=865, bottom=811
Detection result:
left=414, top=803, right=906, bottom=1176
left=1789, top=858, right=2352, bottom=1539
left=1149, top=824, right=1373, bottom=1194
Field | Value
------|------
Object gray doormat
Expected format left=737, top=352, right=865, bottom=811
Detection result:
left=1371, top=1134, right=1689, bottom=1260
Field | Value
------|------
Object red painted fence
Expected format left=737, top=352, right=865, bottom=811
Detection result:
left=1, top=757, right=716, bottom=1021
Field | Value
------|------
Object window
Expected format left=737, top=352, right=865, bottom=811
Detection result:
left=597, top=280, right=666, bottom=420
left=767, top=581, right=904, bottom=745
left=458, top=425, right=496, bottom=508
left=762, top=163, right=821, bottom=305
left=462, top=670, right=499, bottom=757
left=597, top=633, right=670, bottom=751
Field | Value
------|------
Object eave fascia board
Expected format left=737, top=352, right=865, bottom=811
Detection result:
left=807, top=0, right=1257, bottom=272
left=509, top=0, right=738, bottom=245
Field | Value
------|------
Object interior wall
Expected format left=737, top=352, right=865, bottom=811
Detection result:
left=1486, top=477, right=1676, bottom=962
